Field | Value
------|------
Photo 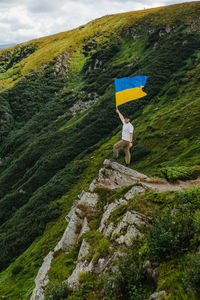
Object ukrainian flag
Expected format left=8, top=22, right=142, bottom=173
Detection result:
left=114, top=76, right=148, bottom=106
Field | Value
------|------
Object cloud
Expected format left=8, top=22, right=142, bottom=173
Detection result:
left=0, top=0, right=198, bottom=44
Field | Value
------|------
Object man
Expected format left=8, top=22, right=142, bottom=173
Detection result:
left=111, top=107, right=134, bottom=167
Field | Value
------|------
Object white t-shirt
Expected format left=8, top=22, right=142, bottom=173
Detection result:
left=122, top=120, right=134, bottom=142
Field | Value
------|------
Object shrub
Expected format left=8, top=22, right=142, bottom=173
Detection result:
left=145, top=190, right=172, bottom=204
left=158, top=166, right=193, bottom=182
left=103, top=244, right=155, bottom=300
left=147, top=209, right=195, bottom=262
left=45, top=282, right=72, bottom=300
left=183, top=254, right=200, bottom=295
left=174, top=187, right=200, bottom=209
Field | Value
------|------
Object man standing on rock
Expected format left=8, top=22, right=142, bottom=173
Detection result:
left=111, top=107, right=134, bottom=167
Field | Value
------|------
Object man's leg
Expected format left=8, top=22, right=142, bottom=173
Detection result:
left=123, top=142, right=131, bottom=165
left=113, top=140, right=125, bottom=160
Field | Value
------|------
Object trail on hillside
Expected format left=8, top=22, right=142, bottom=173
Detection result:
left=144, top=176, right=200, bottom=192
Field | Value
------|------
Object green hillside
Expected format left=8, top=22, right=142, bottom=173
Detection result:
left=0, top=1, right=200, bottom=299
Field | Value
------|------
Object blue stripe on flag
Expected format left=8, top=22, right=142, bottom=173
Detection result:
left=114, top=76, right=148, bottom=93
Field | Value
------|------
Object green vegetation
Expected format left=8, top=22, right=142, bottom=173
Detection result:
left=108, top=204, right=128, bottom=224
left=83, top=230, right=111, bottom=263
left=0, top=1, right=200, bottom=299
left=103, top=243, right=155, bottom=300
left=183, top=254, right=200, bottom=296
left=157, top=166, right=200, bottom=182
left=45, top=282, right=72, bottom=300
left=147, top=208, right=196, bottom=262
left=0, top=44, right=37, bottom=74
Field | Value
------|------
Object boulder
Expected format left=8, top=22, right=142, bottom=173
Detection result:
left=90, top=160, right=148, bottom=191
left=103, top=159, right=148, bottom=179
left=111, top=211, right=146, bottom=245
left=125, top=184, right=146, bottom=200
left=77, top=191, right=99, bottom=212
left=148, top=291, right=167, bottom=300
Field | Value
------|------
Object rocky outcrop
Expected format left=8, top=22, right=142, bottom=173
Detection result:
left=0, top=112, right=13, bottom=135
left=54, top=51, right=71, bottom=76
left=121, top=23, right=172, bottom=40
left=69, top=93, right=99, bottom=116
left=30, top=160, right=152, bottom=299
left=30, top=251, right=53, bottom=300
left=89, top=159, right=148, bottom=191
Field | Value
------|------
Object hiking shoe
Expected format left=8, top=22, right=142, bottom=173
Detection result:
left=125, top=164, right=130, bottom=168
left=110, top=158, right=117, bottom=162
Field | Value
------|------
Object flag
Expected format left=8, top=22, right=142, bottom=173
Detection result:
left=114, top=76, right=148, bottom=106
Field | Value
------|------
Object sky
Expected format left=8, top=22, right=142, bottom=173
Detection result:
left=0, top=0, right=197, bottom=44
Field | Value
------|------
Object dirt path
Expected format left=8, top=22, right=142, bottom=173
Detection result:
left=144, top=177, right=200, bottom=193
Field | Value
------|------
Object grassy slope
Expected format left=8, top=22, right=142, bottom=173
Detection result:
left=0, top=2, right=200, bottom=299
left=0, top=1, right=199, bottom=89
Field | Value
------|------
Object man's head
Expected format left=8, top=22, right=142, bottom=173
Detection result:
left=124, top=115, right=130, bottom=123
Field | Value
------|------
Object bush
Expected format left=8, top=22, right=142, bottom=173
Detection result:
left=174, top=186, right=200, bottom=209
left=45, top=282, right=72, bottom=300
left=183, top=254, right=200, bottom=295
left=158, top=166, right=193, bottom=182
left=147, top=209, right=195, bottom=262
left=103, top=244, right=155, bottom=300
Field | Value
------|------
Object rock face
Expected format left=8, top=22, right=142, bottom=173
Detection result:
left=90, top=159, right=148, bottom=191
left=69, top=94, right=99, bottom=116
left=54, top=51, right=70, bottom=76
left=30, top=160, right=152, bottom=299
left=30, top=251, right=54, bottom=300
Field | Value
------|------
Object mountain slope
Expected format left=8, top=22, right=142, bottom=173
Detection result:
left=0, top=1, right=200, bottom=299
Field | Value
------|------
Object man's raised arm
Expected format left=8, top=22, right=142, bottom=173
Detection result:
left=116, top=106, right=124, bottom=123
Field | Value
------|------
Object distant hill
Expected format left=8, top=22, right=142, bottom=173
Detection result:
left=0, top=43, right=15, bottom=50
left=0, top=1, right=200, bottom=299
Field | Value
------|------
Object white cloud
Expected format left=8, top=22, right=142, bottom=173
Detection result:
left=0, top=0, right=198, bottom=44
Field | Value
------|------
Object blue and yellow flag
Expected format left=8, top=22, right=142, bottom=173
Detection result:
left=114, top=76, right=148, bottom=106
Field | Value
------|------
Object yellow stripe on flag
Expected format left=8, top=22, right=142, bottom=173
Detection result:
left=116, top=87, right=147, bottom=106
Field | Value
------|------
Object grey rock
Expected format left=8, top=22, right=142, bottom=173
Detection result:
left=99, top=198, right=127, bottom=234
left=125, top=184, right=146, bottom=200
left=54, top=51, right=70, bottom=76
left=103, top=159, right=148, bottom=179
left=79, top=217, right=90, bottom=238
left=70, top=96, right=98, bottom=116
left=55, top=208, right=82, bottom=252
left=30, top=251, right=54, bottom=300
left=111, top=211, right=146, bottom=244
left=104, top=222, right=115, bottom=238
left=144, top=260, right=160, bottom=283
left=92, top=166, right=139, bottom=191
left=78, top=239, right=91, bottom=260
left=148, top=290, right=167, bottom=300
left=123, top=225, right=143, bottom=246
left=77, top=191, right=99, bottom=210
left=67, top=260, right=93, bottom=290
